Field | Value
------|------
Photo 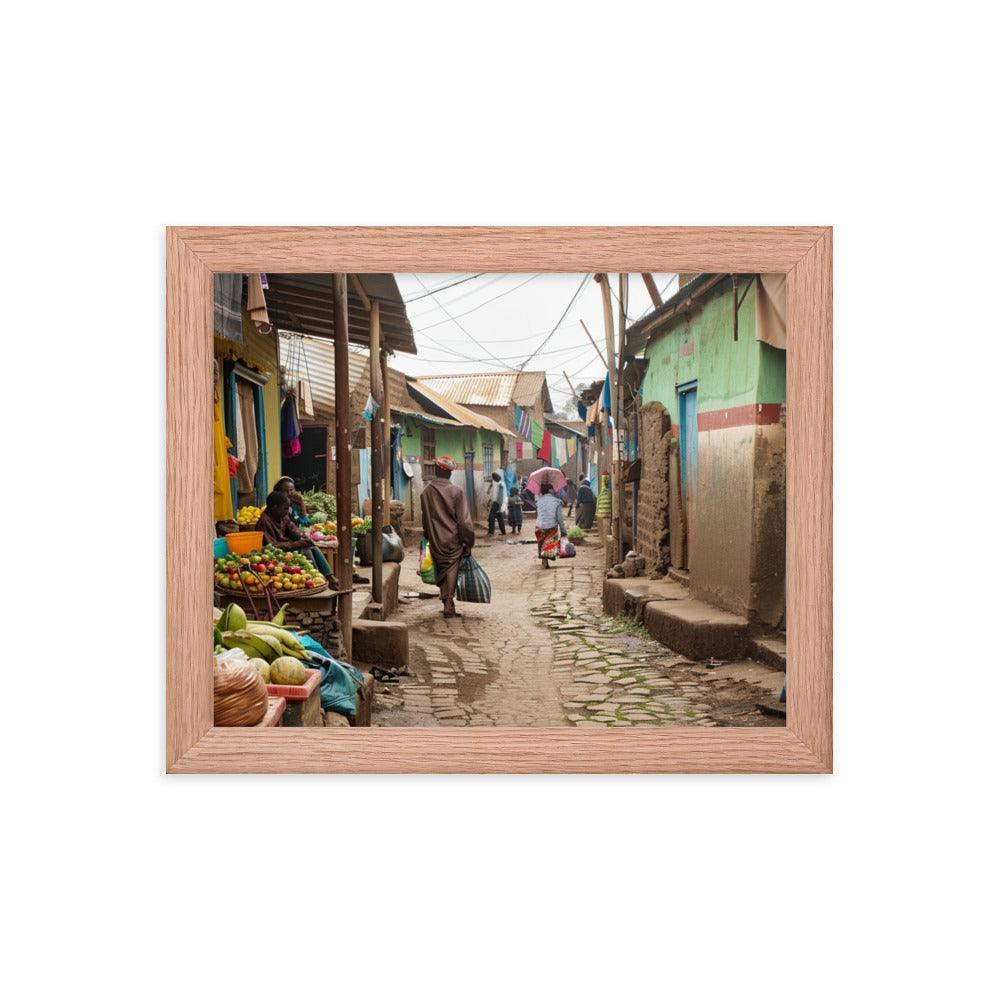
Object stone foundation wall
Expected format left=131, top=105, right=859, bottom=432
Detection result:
left=636, top=402, right=672, bottom=573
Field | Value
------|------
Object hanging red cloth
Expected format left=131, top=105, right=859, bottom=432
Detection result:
left=539, top=430, right=552, bottom=463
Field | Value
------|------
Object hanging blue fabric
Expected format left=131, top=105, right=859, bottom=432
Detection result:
left=391, top=425, right=407, bottom=499
left=577, top=401, right=587, bottom=420
left=602, top=374, right=612, bottom=412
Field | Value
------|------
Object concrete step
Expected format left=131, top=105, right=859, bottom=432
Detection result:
left=603, top=576, right=688, bottom=616
left=749, top=635, right=787, bottom=671
left=643, top=599, right=750, bottom=662
left=352, top=618, right=409, bottom=672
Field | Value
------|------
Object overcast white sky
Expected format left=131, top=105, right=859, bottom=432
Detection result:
left=390, top=273, right=677, bottom=414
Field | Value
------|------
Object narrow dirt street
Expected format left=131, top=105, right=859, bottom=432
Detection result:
left=373, top=530, right=784, bottom=727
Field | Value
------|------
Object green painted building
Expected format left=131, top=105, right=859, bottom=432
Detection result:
left=628, top=274, right=787, bottom=625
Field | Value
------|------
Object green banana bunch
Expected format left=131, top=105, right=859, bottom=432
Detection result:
left=245, top=622, right=306, bottom=658
left=221, top=629, right=283, bottom=661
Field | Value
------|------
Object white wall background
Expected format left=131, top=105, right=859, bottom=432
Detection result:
left=3, top=3, right=996, bottom=998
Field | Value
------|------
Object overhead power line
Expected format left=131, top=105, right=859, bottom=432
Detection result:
left=518, top=273, right=592, bottom=370
left=403, top=273, right=485, bottom=302
left=413, top=274, right=542, bottom=331
left=411, top=274, right=517, bottom=371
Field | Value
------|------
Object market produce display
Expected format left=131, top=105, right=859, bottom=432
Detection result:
left=247, top=657, right=271, bottom=682
left=351, top=515, right=371, bottom=537
left=269, top=656, right=308, bottom=686
left=213, top=604, right=310, bottom=667
left=213, top=658, right=269, bottom=727
left=214, top=544, right=326, bottom=595
left=307, top=521, right=338, bottom=543
left=301, top=489, right=337, bottom=521
left=236, top=505, right=263, bottom=526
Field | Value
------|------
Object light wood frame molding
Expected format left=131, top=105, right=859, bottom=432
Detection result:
left=167, top=227, right=832, bottom=773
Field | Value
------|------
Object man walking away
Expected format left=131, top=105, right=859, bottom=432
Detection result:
left=420, top=456, right=476, bottom=618
left=487, top=470, right=507, bottom=536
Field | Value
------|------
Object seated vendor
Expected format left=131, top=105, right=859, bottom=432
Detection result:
left=255, top=490, right=337, bottom=590
left=274, top=476, right=311, bottom=527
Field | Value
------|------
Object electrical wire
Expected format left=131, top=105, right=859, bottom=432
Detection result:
left=412, top=274, right=543, bottom=331
left=403, top=273, right=485, bottom=302
left=406, top=272, right=511, bottom=318
left=411, top=275, right=518, bottom=370
left=517, top=273, right=592, bottom=370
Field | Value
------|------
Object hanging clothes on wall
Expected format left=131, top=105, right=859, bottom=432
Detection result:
left=236, top=380, right=259, bottom=494
left=391, top=426, right=407, bottom=500
left=515, top=439, right=523, bottom=460
left=213, top=391, right=234, bottom=521
left=213, top=274, right=243, bottom=342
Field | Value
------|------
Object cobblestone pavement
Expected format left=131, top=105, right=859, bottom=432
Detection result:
left=372, top=530, right=784, bottom=728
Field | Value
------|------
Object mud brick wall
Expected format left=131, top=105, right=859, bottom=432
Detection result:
left=636, top=401, right=672, bottom=573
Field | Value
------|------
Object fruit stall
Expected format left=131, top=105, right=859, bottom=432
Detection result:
left=213, top=600, right=365, bottom=729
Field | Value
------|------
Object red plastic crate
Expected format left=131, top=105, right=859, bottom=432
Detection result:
left=266, top=667, right=321, bottom=702
left=256, top=696, right=286, bottom=727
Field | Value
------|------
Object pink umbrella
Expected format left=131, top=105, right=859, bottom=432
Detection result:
left=526, top=466, right=567, bottom=495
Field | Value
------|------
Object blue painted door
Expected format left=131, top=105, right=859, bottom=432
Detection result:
left=677, top=381, right=698, bottom=568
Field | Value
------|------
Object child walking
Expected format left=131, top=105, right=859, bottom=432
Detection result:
left=507, top=487, right=523, bottom=534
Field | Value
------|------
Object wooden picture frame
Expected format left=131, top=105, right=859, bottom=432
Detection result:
left=167, top=227, right=832, bottom=773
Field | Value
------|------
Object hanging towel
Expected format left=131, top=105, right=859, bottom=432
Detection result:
left=213, top=274, right=243, bottom=342
left=531, top=420, right=544, bottom=449
left=515, top=439, right=523, bottom=460
left=233, top=384, right=246, bottom=462
left=246, top=273, right=270, bottom=330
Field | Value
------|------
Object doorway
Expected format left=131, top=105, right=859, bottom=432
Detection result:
left=677, top=380, right=698, bottom=569
left=464, top=452, right=476, bottom=517
left=281, top=425, right=328, bottom=493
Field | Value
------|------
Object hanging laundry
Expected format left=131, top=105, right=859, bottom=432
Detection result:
left=531, top=420, right=544, bottom=450
left=515, top=405, right=532, bottom=438
left=213, top=392, right=234, bottom=521
left=213, top=274, right=243, bottom=342
left=515, top=439, right=523, bottom=460
left=236, top=381, right=259, bottom=494
left=539, top=430, right=552, bottom=463
left=281, top=392, right=302, bottom=460
left=246, top=273, right=271, bottom=332
left=362, top=393, right=376, bottom=422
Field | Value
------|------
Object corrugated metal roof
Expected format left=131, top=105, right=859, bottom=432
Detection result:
left=512, top=371, right=552, bottom=410
left=266, top=273, right=417, bottom=354
left=414, top=370, right=551, bottom=411
left=406, top=380, right=514, bottom=437
left=281, top=333, right=425, bottom=428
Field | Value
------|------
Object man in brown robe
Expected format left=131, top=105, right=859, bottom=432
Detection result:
left=420, top=456, right=476, bottom=618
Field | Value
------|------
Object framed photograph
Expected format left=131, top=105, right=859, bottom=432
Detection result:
left=167, top=227, right=831, bottom=773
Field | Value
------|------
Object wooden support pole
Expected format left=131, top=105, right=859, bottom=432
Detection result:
left=616, top=272, right=628, bottom=561
left=380, top=345, right=391, bottom=512
left=641, top=273, right=663, bottom=309
left=349, top=274, right=371, bottom=311
left=332, top=273, right=353, bottom=659
left=597, top=273, right=619, bottom=569
left=579, top=319, right=607, bottom=367
left=563, top=371, right=579, bottom=403
left=369, top=300, right=383, bottom=606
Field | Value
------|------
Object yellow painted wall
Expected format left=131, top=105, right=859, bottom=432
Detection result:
left=213, top=313, right=282, bottom=495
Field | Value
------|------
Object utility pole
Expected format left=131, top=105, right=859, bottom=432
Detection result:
left=596, top=273, right=619, bottom=567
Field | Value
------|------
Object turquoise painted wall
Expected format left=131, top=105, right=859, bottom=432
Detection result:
left=640, top=282, right=785, bottom=415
